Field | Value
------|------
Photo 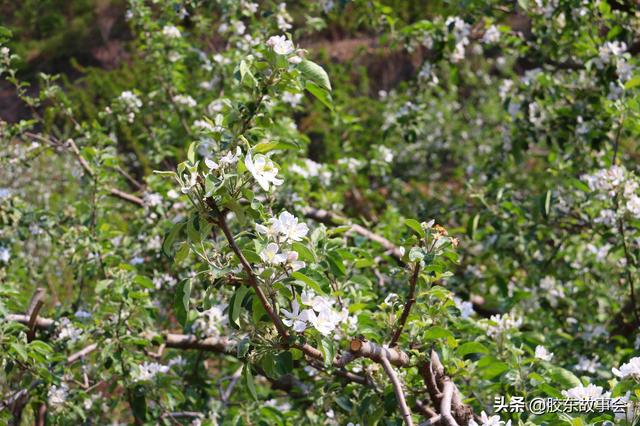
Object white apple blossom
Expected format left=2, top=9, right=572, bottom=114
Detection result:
left=192, top=304, right=228, bottom=337
left=131, top=361, right=170, bottom=382
left=308, top=308, right=341, bottom=336
left=469, top=411, right=511, bottom=426
left=561, top=383, right=610, bottom=400
left=0, top=246, right=9, bottom=263
left=283, top=250, right=305, bottom=271
left=482, top=25, right=501, bottom=44
left=486, top=313, right=522, bottom=338
left=534, top=345, right=553, bottom=361
left=453, top=297, right=475, bottom=319
left=162, top=25, right=182, bottom=39
left=276, top=211, right=309, bottom=242
left=173, top=94, right=196, bottom=108
left=56, top=317, right=83, bottom=343
left=245, top=152, right=284, bottom=191
left=281, top=300, right=313, bottom=332
left=259, top=242, right=287, bottom=265
left=282, top=91, right=303, bottom=107
left=612, top=357, right=640, bottom=381
left=48, top=383, right=69, bottom=410
left=266, top=35, right=294, bottom=55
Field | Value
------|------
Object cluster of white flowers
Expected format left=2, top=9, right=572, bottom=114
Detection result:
left=469, top=411, right=511, bottom=426
left=534, top=345, right=553, bottom=361
left=0, top=246, right=10, bottom=263
left=561, top=383, right=609, bottom=400
left=581, top=166, right=640, bottom=220
left=256, top=211, right=308, bottom=272
left=574, top=356, right=600, bottom=374
left=173, top=94, right=196, bottom=108
left=131, top=361, right=170, bottom=382
left=56, top=317, right=83, bottom=343
left=282, top=291, right=350, bottom=335
left=219, top=20, right=246, bottom=36
left=595, top=41, right=627, bottom=68
left=205, top=147, right=241, bottom=172
left=289, top=159, right=332, bottom=185
left=192, top=304, right=228, bottom=338
left=445, top=16, right=470, bottom=63
left=153, top=272, right=177, bottom=289
left=581, top=323, right=608, bottom=342
left=245, top=152, right=284, bottom=191
left=162, top=25, right=182, bottom=39
left=266, top=35, right=302, bottom=63
left=74, top=309, right=92, bottom=320
left=193, top=119, right=223, bottom=133
left=612, top=356, right=640, bottom=381
left=48, top=383, right=69, bottom=410
left=453, top=297, right=474, bottom=319
left=282, top=91, right=303, bottom=107
left=486, top=313, right=522, bottom=338
left=538, top=276, right=565, bottom=307
left=532, top=0, right=558, bottom=18
left=275, top=3, right=293, bottom=31
left=482, top=25, right=501, bottom=44
left=592, top=40, right=634, bottom=82
left=117, top=90, right=142, bottom=122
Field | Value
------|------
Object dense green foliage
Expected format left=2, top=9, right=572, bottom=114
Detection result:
left=1, top=0, right=640, bottom=425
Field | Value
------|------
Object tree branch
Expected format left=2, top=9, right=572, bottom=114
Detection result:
left=380, top=355, right=414, bottom=426
left=390, top=263, right=421, bottom=346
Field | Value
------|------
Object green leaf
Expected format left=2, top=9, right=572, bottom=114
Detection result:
left=305, top=81, right=333, bottom=110
left=423, top=326, right=454, bottom=340
left=405, top=219, right=425, bottom=237
left=298, top=59, right=332, bottom=91
left=326, top=252, right=346, bottom=277
left=229, top=286, right=250, bottom=329
left=467, top=214, right=480, bottom=240
left=243, top=364, right=258, bottom=400
left=187, top=142, right=196, bottom=164
left=291, top=242, right=315, bottom=262
left=253, top=140, right=299, bottom=154
left=174, top=279, right=192, bottom=327
left=456, top=342, right=489, bottom=356
left=546, top=365, right=581, bottom=388
left=162, top=222, right=185, bottom=257
left=291, top=271, right=326, bottom=295
left=318, top=336, right=336, bottom=367
left=624, top=77, right=640, bottom=90
left=131, top=387, right=147, bottom=421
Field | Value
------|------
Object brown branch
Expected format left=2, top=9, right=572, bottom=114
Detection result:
left=390, top=263, right=421, bottom=346
left=26, top=288, right=46, bottom=342
left=418, top=350, right=473, bottom=425
left=108, top=188, right=145, bottom=206
left=214, top=205, right=289, bottom=338
left=439, top=381, right=459, bottom=426
left=337, top=339, right=410, bottom=368
left=380, top=355, right=414, bottom=425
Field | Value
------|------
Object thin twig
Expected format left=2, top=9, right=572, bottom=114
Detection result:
left=390, top=263, right=421, bottom=346
left=380, top=355, right=414, bottom=426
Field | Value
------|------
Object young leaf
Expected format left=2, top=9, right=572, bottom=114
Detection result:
left=299, top=59, right=332, bottom=91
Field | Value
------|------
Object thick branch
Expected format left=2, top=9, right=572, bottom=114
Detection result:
left=380, top=355, right=414, bottom=426
left=337, top=339, right=410, bottom=368
left=418, top=350, right=473, bottom=425
left=390, top=264, right=421, bottom=346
